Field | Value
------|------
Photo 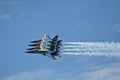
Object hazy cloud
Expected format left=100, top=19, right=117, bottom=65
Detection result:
left=0, top=0, right=18, bottom=6
left=74, top=19, right=81, bottom=27
left=54, top=63, right=120, bottom=80
left=3, top=63, right=120, bottom=80
left=0, top=0, right=24, bottom=22
left=81, top=63, right=120, bottom=80
left=112, top=23, right=120, bottom=32
left=2, top=69, right=54, bottom=80
left=0, top=14, right=12, bottom=21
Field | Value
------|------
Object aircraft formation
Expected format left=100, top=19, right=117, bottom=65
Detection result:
left=25, top=34, right=62, bottom=62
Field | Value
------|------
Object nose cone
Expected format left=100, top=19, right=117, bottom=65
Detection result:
left=25, top=51, right=34, bottom=53
left=30, top=40, right=39, bottom=43
left=28, top=44, right=40, bottom=46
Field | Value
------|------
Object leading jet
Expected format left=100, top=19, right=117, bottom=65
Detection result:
left=25, top=34, right=62, bottom=62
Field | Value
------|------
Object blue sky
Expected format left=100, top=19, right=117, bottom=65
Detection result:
left=0, top=0, right=120, bottom=80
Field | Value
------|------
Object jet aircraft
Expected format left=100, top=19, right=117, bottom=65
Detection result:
left=25, top=34, right=62, bottom=62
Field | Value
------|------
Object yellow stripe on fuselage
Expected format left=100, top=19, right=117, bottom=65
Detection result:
left=37, top=49, right=49, bottom=52
left=39, top=40, right=43, bottom=42
left=39, top=40, right=44, bottom=42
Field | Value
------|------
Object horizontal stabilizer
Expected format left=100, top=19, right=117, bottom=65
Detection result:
left=57, top=40, right=62, bottom=45
left=58, top=40, right=62, bottom=43
left=56, top=46, right=60, bottom=49
left=56, top=50, right=60, bottom=53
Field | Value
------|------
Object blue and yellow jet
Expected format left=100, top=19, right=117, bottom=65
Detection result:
left=25, top=34, right=62, bottom=62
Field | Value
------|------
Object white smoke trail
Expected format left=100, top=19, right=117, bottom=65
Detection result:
left=62, top=42, right=120, bottom=57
